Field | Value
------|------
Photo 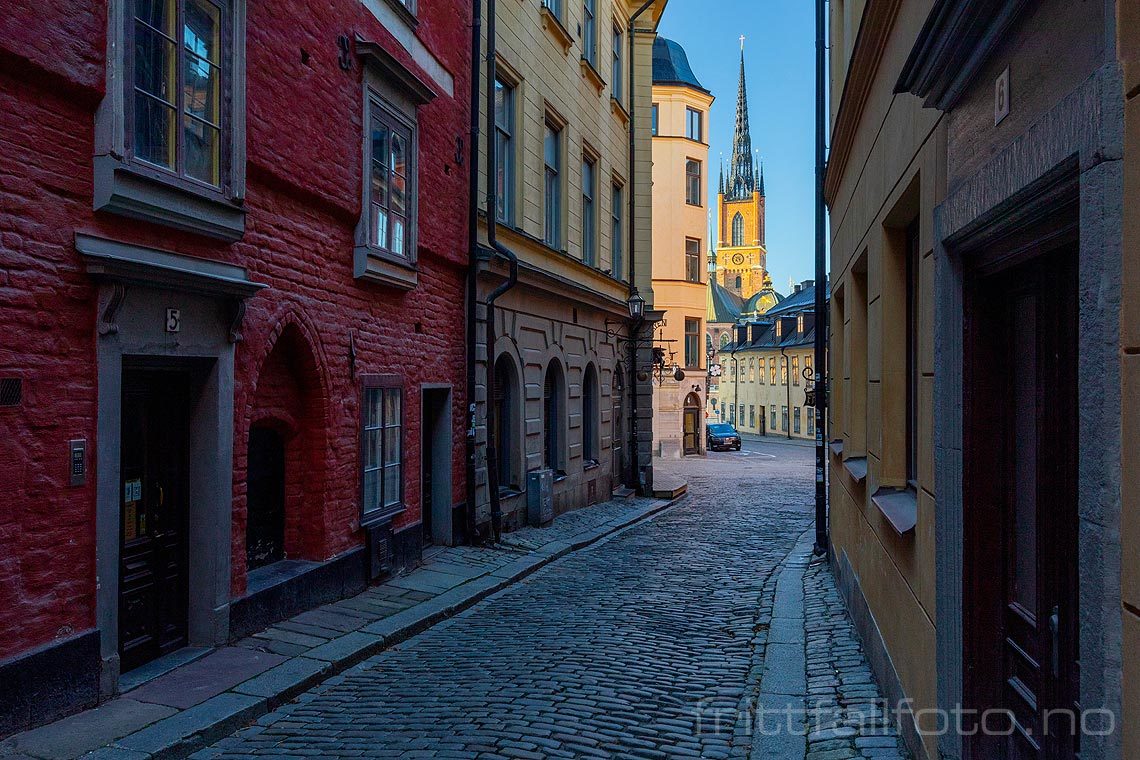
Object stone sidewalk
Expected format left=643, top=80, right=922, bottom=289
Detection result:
left=0, top=495, right=676, bottom=760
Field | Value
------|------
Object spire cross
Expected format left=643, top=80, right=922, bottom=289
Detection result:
left=739, top=34, right=745, bottom=50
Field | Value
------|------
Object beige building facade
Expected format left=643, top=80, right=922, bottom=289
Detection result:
left=716, top=283, right=822, bottom=442
left=472, top=0, right=666, bottom=534
left=649, top=37, right=713, bottom=457
left=824, top=0, right=944, bottom=756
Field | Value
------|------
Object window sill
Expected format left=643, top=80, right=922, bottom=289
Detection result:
left=583, top=460, right=600, bottom=471
left=829, top=439, right=844, bottom=457
left=539, top=6, right=574, bottom=53
left=360, top=504, right=405, bottom=530
left=610, top=96, right=629, bottom=124
left=580, top=57, right=606, bottom=93
left=843, top=456, right=868, bottom=485
left=354, top=246, right=419, bottom=290
left=93, top=156, right=245, bottom=241
left=871, top=486, right=917, bottom=537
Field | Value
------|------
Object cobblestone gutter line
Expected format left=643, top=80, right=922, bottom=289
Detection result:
left=726, top=547, right=782, bottom=759
left=803, top=557, right=909, bottom=760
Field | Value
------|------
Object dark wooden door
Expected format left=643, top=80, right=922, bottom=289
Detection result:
left=246, top=426, right=286, bottom=569
left=119, top=368, right=191, bottom=673
left=682, top=407, right=700, bottom=455
left=964, top=246, right=1079, bottom=759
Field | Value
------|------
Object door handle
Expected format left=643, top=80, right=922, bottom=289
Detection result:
left=1049, top=605, right=1060, bottom=679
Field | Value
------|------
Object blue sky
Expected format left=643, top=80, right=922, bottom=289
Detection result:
left=657, top=0, right=818, bottom=294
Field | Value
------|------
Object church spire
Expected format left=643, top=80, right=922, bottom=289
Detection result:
left=758, top=161, right=765, bottom=196
left=718, top=159, right=724, bottom=195
left=726, top=44, right=755, bottom=201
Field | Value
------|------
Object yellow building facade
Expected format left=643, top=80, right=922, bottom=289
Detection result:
left=473, top=0, right=666, bottom=529
left=649, top=37, right=713, bottom=457
left=824, top=0, right=943, bottom=757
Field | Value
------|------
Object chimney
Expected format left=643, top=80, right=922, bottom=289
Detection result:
left=735, top=323, right=748, bottom=345
left=794, top=283, right=802, bottom=294
left=802, top=279, right=815, bottom=290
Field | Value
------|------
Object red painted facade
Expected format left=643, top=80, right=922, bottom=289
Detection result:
left=0, top=0, right=470, bottom=663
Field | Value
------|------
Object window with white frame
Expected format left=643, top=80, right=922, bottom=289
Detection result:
left=366, top=104, right=414, bottom=259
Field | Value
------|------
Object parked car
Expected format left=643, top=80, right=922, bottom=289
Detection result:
left=707, top=423, right=742, bottom=451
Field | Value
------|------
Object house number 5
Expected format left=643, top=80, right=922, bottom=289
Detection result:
left=165, top=308, right=182, bottom=334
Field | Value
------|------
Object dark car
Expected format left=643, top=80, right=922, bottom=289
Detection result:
left=706, top=423, right=742, bottom=451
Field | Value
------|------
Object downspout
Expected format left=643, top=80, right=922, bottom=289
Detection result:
left=731, top=347, right=739, bottom=427
left=465, top=0, right=483, bottom=544
left=482, top=0, right=519, bottom=543
left=781, top=346, right=791, bottom=439
left=626, top=0, right=656, bottom=493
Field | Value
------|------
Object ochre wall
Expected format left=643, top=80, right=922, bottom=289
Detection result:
left=825, top=0, right=942, bottom=757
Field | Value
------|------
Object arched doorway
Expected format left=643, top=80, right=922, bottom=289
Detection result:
left=246, top=426, right=286, bottom=569
left=683, top=392, right=702, bottom=455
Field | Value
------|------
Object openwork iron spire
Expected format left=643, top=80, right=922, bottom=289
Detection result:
left=726, top=47, right=755, bottom=201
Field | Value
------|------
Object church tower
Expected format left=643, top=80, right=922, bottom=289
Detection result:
left=716, top=44, right=767, bottom=299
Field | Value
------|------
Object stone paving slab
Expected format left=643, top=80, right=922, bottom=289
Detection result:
left=0, top=493, right=674, bottom=760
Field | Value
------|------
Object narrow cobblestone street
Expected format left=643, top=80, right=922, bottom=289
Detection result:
left=199, top=441, right=906, bottom=759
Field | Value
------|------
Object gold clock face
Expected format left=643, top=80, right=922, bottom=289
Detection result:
left=731, top=253, right=745, bottom=266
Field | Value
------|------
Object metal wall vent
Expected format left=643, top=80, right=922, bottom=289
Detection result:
left=0, top=378, right=22, bottom=407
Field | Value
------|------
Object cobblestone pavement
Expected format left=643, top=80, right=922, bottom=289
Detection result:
left=202, top=443, right=902, bottom=759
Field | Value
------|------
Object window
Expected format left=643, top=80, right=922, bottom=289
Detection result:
left=582, top=0, right=596, bottom=66
left=685, top=238, right=701, bottom=283
left=581, top=155, right=597, bottom=265
left=583, top=365, right=599, bottom=465
left=769, top=357, right=776, bottom=384
left=906, top=219, right=920, bottom=485
left=685, top=160, right=701, bottom=206
left=611, top=183, right=625, bottom=279
left=739, top=405, right=744, bottom=424
left=781, top=405, right=789, bottom=432
left=732, top=213, right=744, bottom=247
left=797, top=314, right=805, bottom=334
left=394, top=0, right=416, bottom=12
left=544, top=121, right=562, bottom=248
left=366, top=103, right=415, bottom=259
left=781, top=355, right=788, bottom=385
left=730, top=404, right=736, bottom=424
left=651, top=104, right=659, bottom=135
left=735, top=275, right=742, bottom=289
left=748, top=359, right=755, bottom=382
left=491, top=356, right=519, bottom=491
left=686, top=107, right=702, bottom=141
left=132, top=0, right=225, bottom=187
left=794, top=407, right=802, bottom=434
left=543, top=362, right=566, bottom=473
left=749, top=405, right=755, bottom=428
left=792, top=356, right=800, bottom=386
left=97, top=0, right=246, bottom=239
left=685, top=318, right=700, bottom=369
left=611, top=25, right=623, bottom=101
left=542, top=0, right=561, bottom=18
left=362, top=381, right=403, bottom=522
left=805, top=354, right=814, bottom=383
left=771, top=405, right=777, bottom=430
left=494, top=78, right=514, bottom=223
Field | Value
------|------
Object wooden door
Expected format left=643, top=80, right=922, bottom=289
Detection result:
left=119, top=368, right=191, bottom=673
left=682, top=396, right=700, bottom=455
left=964, top=246, right=1079, bottom=759
left=246, top=426, right=286, bottom=569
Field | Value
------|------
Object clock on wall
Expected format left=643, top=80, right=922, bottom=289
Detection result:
left=731, top=253, right=745, bottom=266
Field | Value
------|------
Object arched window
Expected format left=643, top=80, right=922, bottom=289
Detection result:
left=735, top=275, right=742, bottom=289
left=720, top=332, right=730, bottom=348
left=732, top=212, right=744, bottom=247
left=583, top=364, right=599, bottom=465
left=543, top=361, right=566, bottom=473
left=491, top=355, right=520, bottom=490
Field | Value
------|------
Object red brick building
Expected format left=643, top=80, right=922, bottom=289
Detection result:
left=0, top=0, right=470, bottom=733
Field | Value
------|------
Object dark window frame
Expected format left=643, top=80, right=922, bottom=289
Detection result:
left=611, top=24, right=623, bottom=102
left=684, top=318, right=701, bottom=369
left=685, top=107, right=702, bottom=141
left=543, top=361, right=567, bottom=475
left=650, top=103, right=659, bottom=136
left=544, top=119, right=563, bottom=249
left=494, top=77, right=515, bottom=224
left=582, top=0, right=596, bottom=66
left=611, top=181, right=624, bottom=280
left=731, top=212, right=744, bottom=246
left=581, top=152, right=597, bottom=265
left=685, top=237, right=701, bottom=283
left=583, top=364, right=600, bottom=465
left=360, top=374, right=405, bottom=526
left=685, top=159, right=701, bottom=206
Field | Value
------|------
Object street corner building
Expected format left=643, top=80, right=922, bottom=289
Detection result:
left=0, top=0, right=471, bottom=735
left=648, top=35, right=714, bottom=458
left=716, top=281, right=827, bottom=442
left=470, top=0, right=667, bottom=532
left=826, top=0, right=1131, bottom=758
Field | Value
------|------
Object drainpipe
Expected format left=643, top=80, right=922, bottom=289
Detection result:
left=464, top=0, right=483, bottom=545
left=731, top=347, right=740, bottom=428
left=781, top=346, right=792, bottom=439
left=482, top=0, right=519, bottom=543
left=626, top=0, right=655, bottom=493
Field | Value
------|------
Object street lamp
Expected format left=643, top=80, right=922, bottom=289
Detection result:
left=627, top=289, right=646, bottom=322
